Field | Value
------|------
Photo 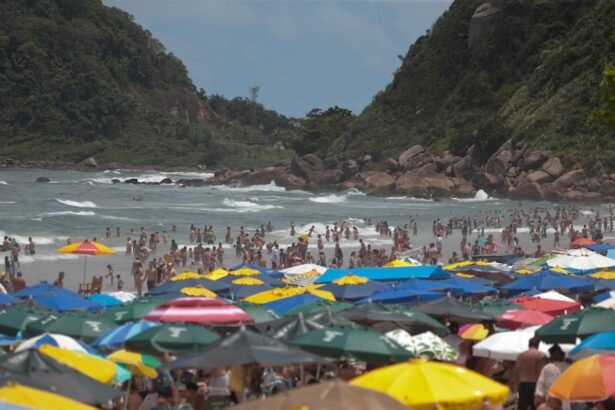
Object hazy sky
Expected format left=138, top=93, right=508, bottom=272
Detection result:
left=103, top=0, right=452, bottom=117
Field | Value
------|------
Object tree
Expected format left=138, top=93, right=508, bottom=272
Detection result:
left=591, top=64, right=615, bottom=130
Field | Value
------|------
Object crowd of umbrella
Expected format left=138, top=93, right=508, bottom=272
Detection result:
left=1, top=242, right=615, bottom=408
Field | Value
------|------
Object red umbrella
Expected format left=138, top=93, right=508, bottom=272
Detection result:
left=144, top=297, right=254, bottom=326
left=497, top=309, right=554, bottom=330
left=512, top=296, right=581, bottom=317
left=570, top=237, right=597, bottom=248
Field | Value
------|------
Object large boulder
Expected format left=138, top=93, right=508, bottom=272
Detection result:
left=562, top=191, right=603, bottom=202
left=468, top=3, right=501, bottom=49
left=509, top=181, right=544, bottom=200
left=553, top=170, right=585, bottom=189
left=451, top=156, right=472, bottom=177
left=342, top=160, right=359, bottom=179
left=290, top=155, right=323, bottom=179
left=541, top=157, right=563, bottom=178
left=519, top=150, right=550, bottom=171
left=307, top=169, right=343, bottom=187
left=470, top=171, right=498, bottom=191
left=395, top=172, right=474, bottom=198
left=485, top=149, right=512, bottom=179
left=398, top=145, right=425, bottom=169
left=35, top=176, right=50, bottom=183
left=526, top=170, right=552, bottom=184
left=241, top=167, right=307, bottom=190
left=82, top=157, right=98, bottom=168
left=362, top=171, right=396, bottom=194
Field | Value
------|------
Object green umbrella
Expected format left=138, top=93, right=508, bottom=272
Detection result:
left=283, top=300, right=353, bottom=317
left=255, top=310, right=356, bottom=341
left=24, top=312, right=117, bottom=343
left=415, top=296, right=495, bottom=324
left=291, top=325, right=413, bottom=364
left=235, top=302, right=281, bottom=324
left=124, top=322, right=220, bottom=354
left=0, top=305, right=48, bottom=336
left=470, top=300, right=526, bottom=317
left=535, top=307, right=615, bottom=344
left=382, top=304, right=448, bottom=336
left=104, top=298, right=164, bottom=324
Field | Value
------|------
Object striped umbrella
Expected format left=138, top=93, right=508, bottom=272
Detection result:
left=458, top=323, right=490, bottom=341
left=144, top=297, right=254, bottom=326
left=15, top=333, right=95, bottom=353
left=92, top=321, right=161, bottom=351
left=57, top=240, right=116, bottom=283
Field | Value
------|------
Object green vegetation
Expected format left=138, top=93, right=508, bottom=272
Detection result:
left=591, top=65, right=615, bottom=131
left=328, top=0, right=615, bottom=173
left=293, top=106, right=355, bottom=156
left=0, top=0, right=294, bottom=168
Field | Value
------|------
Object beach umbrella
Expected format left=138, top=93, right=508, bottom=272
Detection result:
left=497, top=310, right=554, bottom=330
left=11, top=283, right=75, bottom=298
left=451, top=264, right=515, bottom=284
left=320, top=274, right=389, bottom=300
left=437, top=277, right=497, bottom=296
left=234, top=301, right=280, bottom=323
left=283, top=269, right=321, bottom=287
left=88, top=293, right=122, bottom=307
left=107, top=291, right=136, bottom=303
left=229, top=266, right=262, bottom=276
left=229, top=277, right=273, bottom=299
left=255, top=310, right=355, bottom=341
left=590, top=271, right=615, bottom=280
left=472, top=326, right=572, bottom=361
left=147, top=278, right=230, bottom=296
left=0, top=380, right=96, bottom=410
left=471, top=299, right=525, bottom=316
left=568, top=332, right=615, bottom=360
left=244, top=286, right=334, bottom=304
left=31, top=291, right=102, bottom=312
left=384, top=259, right=415, bottom=267
left=290, top=325, right=412, bottom=364
left=107, top=349, right=160, bottom=378
left=15, top=333, right=94, bottom=353
left=458, top=323, right=490, bottom=341
left=24, top=312, right=117, bottom=343
left=164, top=326, right=324, bottom=369
left=179, top=285, right=217, bottom=297
left=103, top=298, right=164, bottom=323
left=512, top=296, right=581, bottom=316
left=0, top=293, right=18, bottom=305
left=57, top=240, right=116, bottom=283
left=0, top=305, right=48, bottom=336
left=415, top=296, right=495, bottom=323
left=282, top=299, right=353, bottom=317
left=92, top=321, right=161, bottom=351
left=547, top=248, right=615, bottom=272
left=535, top=307, right=615, bottom=344
left=549, top=354, right=615, bottom=402
left=124, top=322, right=219, bottom=354
left=203, top=268, right=230, bottom=281
left=232, top=380, right=408, bottom=410
left=395, top=278, right=456, bottom=293
left=535, top=290, right=578, bottom=302
left=144, top=297, right=254, bottom=326
left=39, top=344, right=118, bottom=384
left=596, top=293, right=615, bottom=309
left=341, top=302, right=447, bottom=335
left=0, top=334, right=21, bottom=346
left=570, top=237, right=597, bottom=248
left=501, top=271, right=594, bottom=295
left=356, top=288, right=443, bottom=305
left=170, top=272, right=203, bottom=281
left=0, top=349, right=122, bottom=404
left=385, top=329, right=458, bottom=361
left=264, top=294, right=326, bottom=315
left=351, top=359, right=509, bottom=410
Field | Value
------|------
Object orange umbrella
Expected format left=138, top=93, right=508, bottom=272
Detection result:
left=458, top=323, right=489, bottom=341
left=549, top=354, right=615, bottom=402
left=57, top=240, right=116, bottom=283
left=570, top=237, right=597, bottom=248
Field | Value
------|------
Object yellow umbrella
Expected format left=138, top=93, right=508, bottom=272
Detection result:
left=244, top=287, right=306, bottom=304
left=443, top=261, right=473, bottom=271
left=455, top=273, right=475, bottom=278
left=515, top=268, right=536, bottom=275
left=107, top=349, right=159, bottom=378
left=232, top=277, right=265, bottom=286
left=204, top=268, right=229, bottom=281
left=590, top=271, right=615, bottom=280
left=180, top=286, right=217, bottom=297
left=40, top=345, right=117, bottom=385
left=0, top=382, right=95, bottom=410
left=332, top=274, right=369, bottom=285
left=57, top=240, right=116, bottom=283
left=171, top=272, right=203, bottom=281
left=229, top=267, right=261, bottom=276
left=351, top=359, right=509, bottom=410
left=384, top=259, right=412, bottom=267
left=550, top=266, right=572, bottom=275
left=306, top=285, right=336, bottom=301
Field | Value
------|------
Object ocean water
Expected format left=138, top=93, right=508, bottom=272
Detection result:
left=0, top=168, right=606, bottom=290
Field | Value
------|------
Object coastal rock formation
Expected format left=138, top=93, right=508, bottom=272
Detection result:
left=468, top=3, right=501, bottom=49
left=35, top=176, right=50, bottom=183
left=82, top=157, right=98, bottom=168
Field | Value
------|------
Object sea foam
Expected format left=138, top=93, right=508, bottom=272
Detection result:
left=56, top=199, right=97, bottom=208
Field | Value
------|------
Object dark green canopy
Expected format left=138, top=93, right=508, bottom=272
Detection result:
left=535, top=307, right=615, bottom=344
left=0, top=305, right=48, bottom=336
left=290, top=325, right=413, bottom=364
left=164, top=327, right=325, bottom=370
left=103, top=297, right=165, bottom=324
left=0, top=349, right=122, bottom=405
left=255, top=310, right=356, bottom=341
left=234, top=302, right=280, bottom=324
left=283, top=300, right=353, bottom=317
left=385, top=304, right=449, bottom=336
left=470, top=299, right=526, bottom=317
left=124, top=322, right=220, bottom=354
left=24, top=312, right=117, bottom=342
left=415, top=296, right=495, bottom=323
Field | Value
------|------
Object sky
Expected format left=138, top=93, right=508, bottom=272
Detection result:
left=103, top=0, right=452, bottom=118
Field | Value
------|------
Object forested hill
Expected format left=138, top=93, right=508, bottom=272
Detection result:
left=330, top=0, right=615, bottom=174
left=0, top=0, right=296, bottom=168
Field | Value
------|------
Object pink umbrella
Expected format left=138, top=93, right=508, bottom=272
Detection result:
left=497, top=309, right=554, bottom=330
left=144, top=297, right=254, bottom=326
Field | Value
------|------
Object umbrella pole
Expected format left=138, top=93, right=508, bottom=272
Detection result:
left=123, top=376, right=132, bottom=410
left=83, top=255, right=88, bottom=284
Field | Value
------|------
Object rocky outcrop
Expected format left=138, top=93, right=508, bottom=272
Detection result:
left=82, top=157, right=98, bottom=168
left=360, top=171, right=396, bottom=194
left=468, top=3, right=501, bottom=49
left=541, top=157, right=563, bottom=178
left=398, top=145, right=425, bottom=169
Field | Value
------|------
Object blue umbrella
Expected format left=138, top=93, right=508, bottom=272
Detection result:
left=0, top=333, right=21, bottom=346
left=355, top=289, right=444, bottom=305
left=320, top=281, right=389, bottom=301
left=92, top=320, right=160, bottom=350
left=501, top=271, right=594, bottom=295
left=395, top=279, right=458, bottom=293
left=0, top=293, right=19, bottom=306
left=568, top=331, right=615, bottom=360
left=220, top=274, right=283, bottom=287
left=457, top=275, right=498, bottom=286
left=88, top=294, right=122, bottom=307
left=229, top=262, right=269, bottom=274
left=12, top=283, right=76, bottom=299
left=230, top=284, right=274, bottom=300
left=32, top=292, right=102, bottom=312
left=437, top=277, right=497, bottom=296
left=264, top=294, right=323, bottom=315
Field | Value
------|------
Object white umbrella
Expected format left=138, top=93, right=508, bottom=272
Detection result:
left=386, top=329, right=458, bottom=361
left=472, top=326, right=574, bottom=361
left=595, top=291, right=615, bottom=309
left=15, top=333, right=90, bottom=353
left=547, top=248, right=615, bottom=271
left=535, top=290, right=576, bottom=303
left=107, top=291, right=137, bottom=303
left=281, top=264, right=327, bottom=276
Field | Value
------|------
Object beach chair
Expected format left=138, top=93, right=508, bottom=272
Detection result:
left=78, top=276, right=103, bottom=295
left=202, top=387, right=231, bottom=410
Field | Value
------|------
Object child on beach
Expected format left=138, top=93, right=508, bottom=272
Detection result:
left=116, top=275, right=124, bottom=291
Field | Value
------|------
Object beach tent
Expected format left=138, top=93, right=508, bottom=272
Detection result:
left=315, top=266, right=449, bottom=284
left=547, top=248, right=615, bottom=272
